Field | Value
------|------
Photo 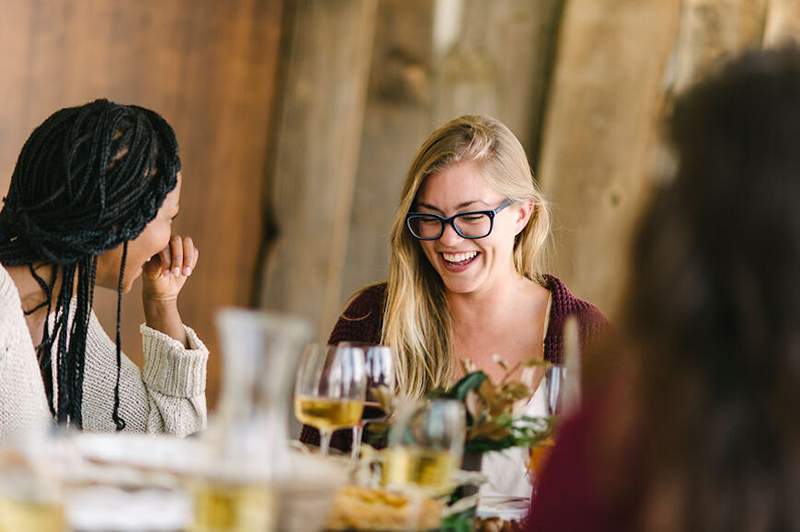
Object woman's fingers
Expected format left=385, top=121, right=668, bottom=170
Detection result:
left=170, top=235, right=183, bottom=275
left=182, top=237, right=195, bottom=276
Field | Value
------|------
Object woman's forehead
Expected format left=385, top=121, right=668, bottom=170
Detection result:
left=416, top=162, right=501, bottom=207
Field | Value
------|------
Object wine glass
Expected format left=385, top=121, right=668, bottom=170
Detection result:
left=528, top=363, right=569, bottom=491
left=382, top=399, right=465, bottom=493
left=338, top=343, right=395, bottom=460
left=294, top=344, right=367, bottom=455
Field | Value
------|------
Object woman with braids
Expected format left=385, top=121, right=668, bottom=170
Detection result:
left=528, top=47, right=800, bottom=531
left=0, top=99, right=208, bottom=438
left=302, top=115, right=606, bottom=499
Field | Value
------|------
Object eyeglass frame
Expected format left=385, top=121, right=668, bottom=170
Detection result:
left=405, top=198, right=514, bottom=241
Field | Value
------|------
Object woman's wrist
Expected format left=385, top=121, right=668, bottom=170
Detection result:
left=143, top=296, right=188, bottom=347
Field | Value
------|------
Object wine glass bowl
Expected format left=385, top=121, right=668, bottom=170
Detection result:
left=294, top=344, right=367, bottom=455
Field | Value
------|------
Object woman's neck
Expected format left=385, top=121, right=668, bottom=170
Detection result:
left=6, top=263, right=61, bottom=323
left=446, top=269, right=540, bottom=329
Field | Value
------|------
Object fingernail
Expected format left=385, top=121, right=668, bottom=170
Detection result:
left=183, top=267, right=192, bottom=276
left=173, top=268, right=180, bottom=276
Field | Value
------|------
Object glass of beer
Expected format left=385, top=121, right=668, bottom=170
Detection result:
left=381, top=399, right=465, bottom=493
left=294, top=344, right=367, bottom=455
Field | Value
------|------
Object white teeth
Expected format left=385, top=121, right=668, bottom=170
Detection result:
left=442, top=251, right=478, bottom=263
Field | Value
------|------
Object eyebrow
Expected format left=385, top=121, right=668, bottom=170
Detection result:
left=416, top=200, right=490, bottom=213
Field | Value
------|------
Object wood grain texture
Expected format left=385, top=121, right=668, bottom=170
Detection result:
left=432, top=0, right=563, bottom=158
left=262, top=0, right=377, bottom=340
left=338, top=0, right=435, bottom=304
left=672, top=0, right=767, bottom=92
left=764, top=0, right=800, bottom=45
left=538, top=0, right=682, bottom=318
left=0, top=0, right=284, bottom=406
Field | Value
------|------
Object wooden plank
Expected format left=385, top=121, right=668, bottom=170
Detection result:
left=0, top=0, right=284, bottom=406
left=764, top=0, right=800, bottom=46
left=432, top=0, right=563, bottom=157
left=262, top=0, right=377, bottom=340
left=538, top=0, right=682, bottom=317
left=672, top=0, right=768, bottom=92
left=339, top=0, right=435, bottom=304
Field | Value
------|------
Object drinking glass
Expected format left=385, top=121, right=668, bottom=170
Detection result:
left=192, top=309, right=311, bottom=532
left=294, top=344, right=367, bottom=455
left=338, top=343, right=395, bottom=460
left=528, top=364, right=569, bottom=489
left=381, top=399, right=465, bottom=493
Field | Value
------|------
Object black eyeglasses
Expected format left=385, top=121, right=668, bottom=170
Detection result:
left=405, top=199, right=514, bottom=240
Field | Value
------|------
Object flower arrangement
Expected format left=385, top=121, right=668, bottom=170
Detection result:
left=431, top=357, right=554, bottom=455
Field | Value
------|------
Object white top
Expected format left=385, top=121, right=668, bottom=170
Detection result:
left=478, top=292, right=553, bottom=511
left=0, top=264, right=209, bottom=440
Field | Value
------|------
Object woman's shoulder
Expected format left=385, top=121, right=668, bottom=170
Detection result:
left=342, top=283, right=387, bottom=316
left=0, top=264, right=22, bottom=317
left=542, top=274, right=609, bottom=362
left=328, top=283, right=387, bottom=345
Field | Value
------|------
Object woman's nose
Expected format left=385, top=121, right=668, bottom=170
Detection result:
left=439, top=222, right=464, bottom=246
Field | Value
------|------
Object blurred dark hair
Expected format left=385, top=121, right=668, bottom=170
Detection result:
left=625, top=46, right=800, bottom=530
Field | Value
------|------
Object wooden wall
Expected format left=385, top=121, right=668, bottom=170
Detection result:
left=0, top=0, right=284, bottom=405
left=263, top=0, right=800, bottom=340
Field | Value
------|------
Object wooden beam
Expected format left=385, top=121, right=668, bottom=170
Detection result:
left=538, top=0, right=682, bottom=317
left=262, top=0, right=377, bottom=340
left=672, top=0, right=768, bottom=92
left=432, top=0, right=563, bottom=157
left=339, top=0, right=435, bottom=304
left=764, top=0, right=800, bottom=46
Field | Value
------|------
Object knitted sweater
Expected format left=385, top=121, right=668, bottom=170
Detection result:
left=301, top=274, right=608, bottom=450
left=0, top=264, right=208, bottom=439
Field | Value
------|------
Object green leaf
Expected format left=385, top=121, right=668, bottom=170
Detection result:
left=449, top=371, right=488, bottom=401
left=440, top=507, right=475, bottom=532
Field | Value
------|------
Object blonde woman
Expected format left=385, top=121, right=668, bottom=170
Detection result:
left=302, top=115, right=606, bottom=492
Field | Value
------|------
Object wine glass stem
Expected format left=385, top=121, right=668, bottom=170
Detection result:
left=319, top=429, right=333, bottom=456
left=351, top=423, right=364, bottom=461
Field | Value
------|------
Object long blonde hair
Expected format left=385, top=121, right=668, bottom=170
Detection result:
left=381, top=115, right=551, bottom=398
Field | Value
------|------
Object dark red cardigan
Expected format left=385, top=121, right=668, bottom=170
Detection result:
left=300, top=274, right=607, bottom=451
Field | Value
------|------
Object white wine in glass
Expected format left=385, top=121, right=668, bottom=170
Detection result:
left=382, top=399, right=465, bottom=493
left=338, top=343, right=396, bottom=460
left=294, top=344, right=367, bottom=455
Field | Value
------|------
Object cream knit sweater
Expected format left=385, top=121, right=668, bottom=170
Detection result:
left=0, top=264, right=208, bottom=439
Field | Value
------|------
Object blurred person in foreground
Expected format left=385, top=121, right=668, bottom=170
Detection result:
left=528, top=46, right=800, bottom=531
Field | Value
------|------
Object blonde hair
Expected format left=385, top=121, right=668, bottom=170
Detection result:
left=381, top=115, right=551, bottom=398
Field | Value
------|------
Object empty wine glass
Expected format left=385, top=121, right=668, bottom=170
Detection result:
left=339, top=343, right=395, bottom=460
left=294, top=344, right=367, bottom=455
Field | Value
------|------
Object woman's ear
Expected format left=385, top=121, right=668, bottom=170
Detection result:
left=514, top=199, right=535, bottom=236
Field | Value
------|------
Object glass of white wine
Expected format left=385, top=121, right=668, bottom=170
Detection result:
left=294, top=344, right=367, bottom=456
left=381, top=399, right=465, bottom=493
left=338, top=343, right=395, bottom=461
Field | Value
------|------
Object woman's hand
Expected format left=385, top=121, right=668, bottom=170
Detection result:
left=141, top=235, right=198, bottom=347
left=142, top=235, right=199, bottom=302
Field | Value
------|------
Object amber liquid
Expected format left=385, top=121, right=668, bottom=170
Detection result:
left=191, top=481, right=275, bottom=532
left=528, top=437, right=556, bottom=477
left=381, top=447, right=457, bottom=491
left=0, top=497, right=65, bottom=532
left=294, top=396, right=364, bottom=431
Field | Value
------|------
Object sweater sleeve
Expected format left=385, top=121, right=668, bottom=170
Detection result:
left=0, top=272, right=52, bottom=439
left=80, top=311, right=208, bottom=436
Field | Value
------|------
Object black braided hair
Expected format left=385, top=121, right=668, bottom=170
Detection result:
left=0, top=99, right=180, bottom=429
